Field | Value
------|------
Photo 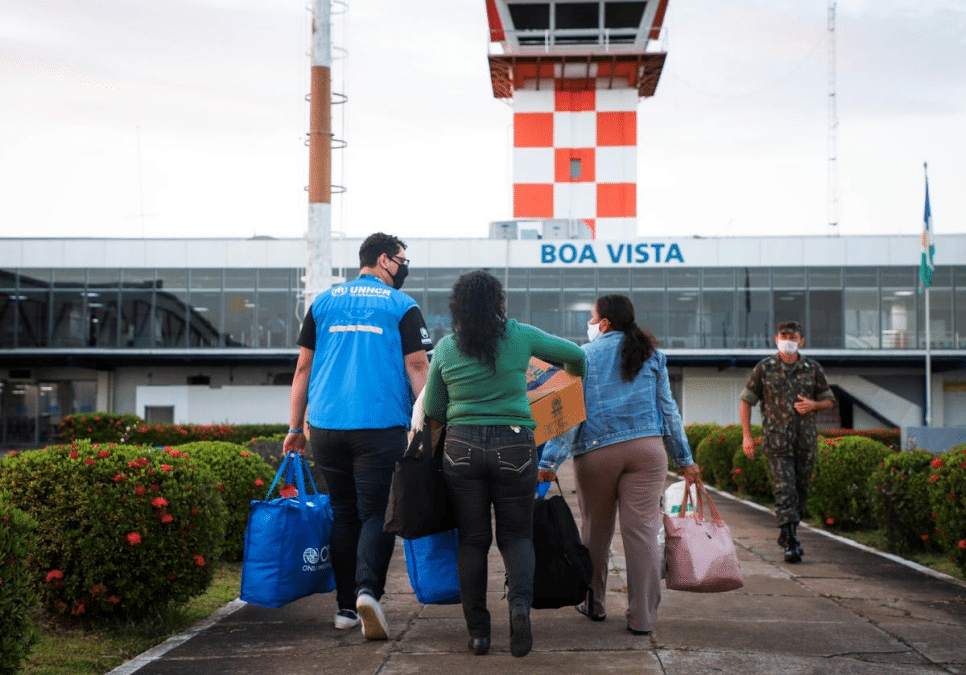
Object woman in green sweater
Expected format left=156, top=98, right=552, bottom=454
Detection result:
left=424, top=270, right=585, bottom=658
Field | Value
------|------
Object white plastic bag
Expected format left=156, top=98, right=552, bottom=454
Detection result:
left=659, top=480, right=698, bottom=578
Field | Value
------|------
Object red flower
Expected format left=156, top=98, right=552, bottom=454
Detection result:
left=254, top=479, right=264, bottom=487
left=135, top=486, right=146, bottom=497
left=160, top=512, right=174, bottom=524
left=91, top=583, right=104, bottom=596
left=216, top=484, right=224, bottom=492
left=46, top=569, right=64, bottom=583
left=84, top=458, right=96, bottom=466
left=127, top=532, right=142, bottom=546
left=240, top=451, right=250, bottom=457
left=107, top=595, right=121, bottom=605
left=6, top=450, right=19, bottom=457
left=826, top=517, right=835, bottom=525
left=193, top=554, right=206, bottom=567
left=151, top=497, right=168, bottom=508
left=160, top=464, right=173, bottom=472
left=113, top=474, right=126, bottom=483
left=931, top=458, right=945, bottom=469
left=929, top=474, right=940, bottom=483
left=69, top=450, right=80, bottom=459
left=98, top=450, right=111, bottom=459
left=921, top=534, right=930, bottom=542
left=71, top=602, right=86, bottom=616
left=958, top=539, right=966, bottom=550
left=150, top=484, right=160, bottom=491
left=128, top=460, right=140, bottom=468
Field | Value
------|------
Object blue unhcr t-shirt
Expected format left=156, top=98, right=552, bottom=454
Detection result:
left=298, top=274, right=431, bottom=430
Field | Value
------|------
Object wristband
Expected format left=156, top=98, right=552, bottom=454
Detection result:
left=288, top=429, right=303, bottom=434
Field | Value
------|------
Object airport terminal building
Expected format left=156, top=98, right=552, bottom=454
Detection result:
left=1, top=233, right=965, bottom=448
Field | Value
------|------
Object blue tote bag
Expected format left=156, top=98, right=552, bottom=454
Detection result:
left=240, top=452, right=336, bottom=608
left=404, top=529, right=460, bottom=605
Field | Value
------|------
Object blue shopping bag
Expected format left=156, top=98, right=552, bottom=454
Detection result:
left=404, top=529, right=461, bottom=605
left=240, top=453, right=336, bottom=608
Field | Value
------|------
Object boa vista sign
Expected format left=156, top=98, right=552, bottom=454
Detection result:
left=539, top=242, right=685, bottom=265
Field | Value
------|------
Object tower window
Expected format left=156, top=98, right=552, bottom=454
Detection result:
left=570, top=158, right=582, bottom=180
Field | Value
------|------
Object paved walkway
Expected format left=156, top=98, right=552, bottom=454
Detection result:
left=111, top=462, right=966, bottom=675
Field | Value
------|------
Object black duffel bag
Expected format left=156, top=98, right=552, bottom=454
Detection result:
left=531, top=482, right=593, bottom=609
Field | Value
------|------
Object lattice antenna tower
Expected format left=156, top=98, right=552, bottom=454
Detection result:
left=827, top=0, right=839, bottom=234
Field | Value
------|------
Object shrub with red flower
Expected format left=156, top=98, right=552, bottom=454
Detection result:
left=161, top=464, right=173, bottom=472
left=0, top=439, right=226, bottom=622
left=173, top=440, right=277, bottom=561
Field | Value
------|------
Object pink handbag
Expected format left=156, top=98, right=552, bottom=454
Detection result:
left=663, top=482, right=744, bottom=592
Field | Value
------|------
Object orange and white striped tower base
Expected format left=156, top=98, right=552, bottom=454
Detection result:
left=486, top=0, right=669, bottom=239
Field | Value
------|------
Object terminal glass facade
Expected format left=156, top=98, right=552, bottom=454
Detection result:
left=2, top=265, right=964, bottom=351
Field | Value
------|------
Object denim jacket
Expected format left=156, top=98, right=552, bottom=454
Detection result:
left=539, top=331, right=694, bottom=472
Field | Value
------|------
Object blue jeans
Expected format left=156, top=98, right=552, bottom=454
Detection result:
left=442, top=425, right=538, bottom=638
left=310, top=426, right=406, bottom=611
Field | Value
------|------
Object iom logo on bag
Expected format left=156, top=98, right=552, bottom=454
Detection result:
left=302, top=545, right=331, bottom=572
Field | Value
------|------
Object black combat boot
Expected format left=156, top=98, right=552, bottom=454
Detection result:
left=781, top=523, right=802, bottom=563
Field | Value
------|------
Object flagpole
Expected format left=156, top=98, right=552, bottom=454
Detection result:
left=923, top=162, right=932, bottom=427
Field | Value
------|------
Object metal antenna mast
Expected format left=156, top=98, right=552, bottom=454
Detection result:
left=827, top=1, right=839, bottom=234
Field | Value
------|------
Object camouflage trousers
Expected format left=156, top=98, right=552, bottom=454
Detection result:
left=762, top=439, right=817, bottom=527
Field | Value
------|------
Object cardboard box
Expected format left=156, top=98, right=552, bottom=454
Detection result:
left=526, top=357, right=586, bottom=445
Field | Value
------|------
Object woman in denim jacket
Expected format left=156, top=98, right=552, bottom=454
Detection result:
left=539, top=294, right=701, bottom=636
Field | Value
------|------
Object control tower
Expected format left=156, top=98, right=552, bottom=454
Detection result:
left=486, top=0, right=669, bottom=239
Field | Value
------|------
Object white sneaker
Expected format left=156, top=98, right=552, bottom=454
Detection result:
left=356, top=593, right=389, bottom=640
left=334, top=609, right=359, bottom=630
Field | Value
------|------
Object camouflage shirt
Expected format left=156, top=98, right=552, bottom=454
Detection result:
left=740, top=354, right=835, bottom=438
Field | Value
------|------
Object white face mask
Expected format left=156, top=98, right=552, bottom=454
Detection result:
left=777, top=339, right=799, bottom=355
left=586, top=320, right=601, bottom=342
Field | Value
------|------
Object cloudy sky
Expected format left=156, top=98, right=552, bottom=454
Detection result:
left=1, top=0, right=963, bottom=244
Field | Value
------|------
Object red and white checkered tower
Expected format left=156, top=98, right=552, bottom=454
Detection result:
left=486, top=0, right=669, bottom=239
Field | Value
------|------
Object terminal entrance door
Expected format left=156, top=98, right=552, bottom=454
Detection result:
left=0, top=380, right=96, bottom=449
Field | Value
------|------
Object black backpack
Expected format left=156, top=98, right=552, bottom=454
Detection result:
left=531, top=487, right=593, bottom=609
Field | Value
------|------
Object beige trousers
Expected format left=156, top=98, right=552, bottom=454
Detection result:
left=574, top=436, right=667, bottom=632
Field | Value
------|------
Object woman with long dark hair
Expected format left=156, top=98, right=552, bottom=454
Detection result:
left=539, top=294, right=701, bottom=636
left=423, top=270, right=585, bottom=657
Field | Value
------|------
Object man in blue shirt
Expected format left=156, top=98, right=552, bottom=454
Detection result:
left=284, top=233, right=432, bottom=639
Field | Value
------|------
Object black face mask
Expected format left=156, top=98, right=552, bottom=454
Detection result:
left=389, top=261, right=408, bottom=290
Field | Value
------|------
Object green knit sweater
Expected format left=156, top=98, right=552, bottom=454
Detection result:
left=424, top=319, right=585, bottom=428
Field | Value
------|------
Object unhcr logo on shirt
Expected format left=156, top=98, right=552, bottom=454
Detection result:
left=331, top=285, right=392, bottom=298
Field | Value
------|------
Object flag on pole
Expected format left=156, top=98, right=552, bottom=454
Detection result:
left=918, top=173, right=934, bottom=293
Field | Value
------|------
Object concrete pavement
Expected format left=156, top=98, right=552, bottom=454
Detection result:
left=111, top=462, right=966, bottom=675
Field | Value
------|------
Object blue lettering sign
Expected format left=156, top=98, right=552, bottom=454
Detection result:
left=539, top=242, right=684, bottom=265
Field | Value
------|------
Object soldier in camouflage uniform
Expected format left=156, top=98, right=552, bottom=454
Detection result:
left=740, top=321, right=835, bottom=563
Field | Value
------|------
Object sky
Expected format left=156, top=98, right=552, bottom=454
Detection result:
left=1, top=0, right=964, bottom=244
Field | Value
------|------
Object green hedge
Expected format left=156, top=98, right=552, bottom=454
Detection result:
left=694, top=425, right=754, bottom=489
left=176, top=442, right=277, bottom=561
left=820, top=427, right=900, bottom=451
left=0, top=491, right=39, bottom=674
left=869, top=449, right=942, bottom=555
left=58, top=413, right=288, bottom=447
left=0, top=442, right=226, bottom=622
left=928, top=445, right=966, bottom=577
left=808, top=436, right=892, bottom=531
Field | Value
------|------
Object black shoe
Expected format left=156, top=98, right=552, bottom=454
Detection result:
left=509, top=606, right=532, bottom=658
left=575, top=603, right=606, bottom=622
left=467, top=637, right=490, bottom=655
left=627, top=624, right=651, bottom=636
left=783, top=522, right=804, bottom=563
